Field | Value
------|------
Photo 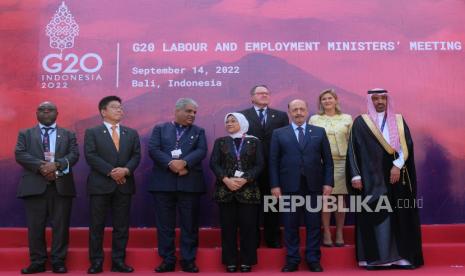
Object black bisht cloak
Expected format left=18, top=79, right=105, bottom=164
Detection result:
left=346, top=115, right=424, bottom=267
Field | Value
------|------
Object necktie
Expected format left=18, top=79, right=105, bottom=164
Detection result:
left=258, top=108, right=265, bottom=127
left=111, top=125, right=120, bottom=151
left=297, top=126, right=305, bottom=147
left=42, top=127, right=51, bottom=152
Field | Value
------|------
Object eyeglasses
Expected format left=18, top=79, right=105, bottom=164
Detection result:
left=108, top=105, right=123, bottom=110
left=254, top=92, right=270, bottom=96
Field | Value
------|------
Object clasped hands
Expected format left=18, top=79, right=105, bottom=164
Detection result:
left=223, top=177, right=247, bottom=191
left=39, top=161, right=58, bottom=181
left=110, top=167, right=130, bottom=185
left=169, top=160, right=188, bottom=176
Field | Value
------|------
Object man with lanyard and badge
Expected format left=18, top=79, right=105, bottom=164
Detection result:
left=148, top=98, right=207, bottom=273
left=15, top=101, right=79, bottom=274
left=346, top=88, right=424, bottom=270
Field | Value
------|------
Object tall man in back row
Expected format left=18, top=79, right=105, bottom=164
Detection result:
left=240, top=85, right=288, bottom=248
left=346, top=88, right=423, bottom=270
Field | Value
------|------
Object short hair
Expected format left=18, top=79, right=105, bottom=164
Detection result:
left=317, top=89, right=342, bottom=115
left=287, top=99, right=308, bottom=109
left=250, top=84, right=269, bottom=96
left=99, top=95, right=121, bottom=112
left=175, top=98, right=198, bottom=110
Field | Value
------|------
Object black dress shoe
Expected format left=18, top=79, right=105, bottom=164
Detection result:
left=87, top=262, right=103, bottom=274
left=266, top=241, right=283, bottom=248
left=21, top=263, right=46, bottom=274
left=154, top=262, right=175, bottom=273
left=111, top=262, right=134, bottom=273
left=391, top=264, right=417, bottom=270
left=181, top=262, right=199, bottom=273
left=281, top=263, right=299, bottom=272
left=226, top=265, right=237, bottom=272
left=240, top=264, right=252, bottom=272
left=52, top=263, right=67, bottom=273
left=308, top=262, right=323, bottom=272
left=365, top=265, right=392, bottom=270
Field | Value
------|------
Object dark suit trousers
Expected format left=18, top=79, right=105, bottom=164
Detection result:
left=152, top=192, right=200, bottom=265
left=89, top=190, right=131, bottom=263
left=282, top=177, right=321, bottom=265
left=219, top=200, right=258, bottom=266
left=23, top=183, right=73, bottom=265
left=258, top=173, right=281, bottom=244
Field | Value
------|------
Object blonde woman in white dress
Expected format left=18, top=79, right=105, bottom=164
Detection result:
left=309, top=89, right=352, bottom=247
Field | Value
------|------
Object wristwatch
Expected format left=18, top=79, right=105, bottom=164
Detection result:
left=55, top=162, right=63, bottom=177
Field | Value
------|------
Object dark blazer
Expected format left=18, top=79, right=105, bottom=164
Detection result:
left=240, top=107, right=288, bottom=160
left=210, top=136, right=264, bottom=204
left=15, top=125, right=79, bottom=198
left=148, top=122, right=207, bottom=193
left=84, top=124, right=141, bottom=195
left=269, top=124, right=334, bottom=193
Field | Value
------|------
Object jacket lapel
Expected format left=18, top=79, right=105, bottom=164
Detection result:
left=55, top=127, right=63, bottom=154
left=264, top=108, right=277, bottom=130
left=227, top=137, right=236, bottom=158
left=100, top=124, right=118, bottom=152
left=302, top=124, right=312, bottom=149
left=177, top=125, right=192, bottom=148
left=247, top=107, right=262, bottom=129
left=33, top=125, right=45, bottom=156
left=119, top=126, right=129, bottom=153
left=287, top=125, right=301, bottom=150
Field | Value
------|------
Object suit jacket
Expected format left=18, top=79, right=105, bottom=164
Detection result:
left=15, top=125, right=79, bottom=198
left=148, top=122, right=207, bottom=193
left=210, top=136, right=264, bottom=204
left=269, top=124, right=334, bottom=193
left=240, top=107, right=288, bottom=160
left=84, top=124, right=141, bottom=195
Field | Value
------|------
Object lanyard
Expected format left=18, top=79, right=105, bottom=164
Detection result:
left=233, top=136, right=245, bottom=170
left=174, top=122, right=187, bottom=149
left=380, top=113, right=387, bottom=132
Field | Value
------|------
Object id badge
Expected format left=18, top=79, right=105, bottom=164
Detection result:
left=171, top=149, right=182, bottom=159
left=44, top=151, right=55, bottom=162
left=234, top=170, right=244, bottom=177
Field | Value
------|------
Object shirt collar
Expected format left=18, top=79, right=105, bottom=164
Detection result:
left=377, top=111, right=386, bottom=118
left=103, top=121, right=120, bottom=129
left=39, top=122, right=56, bottom=130
left=291, top=122, right=306, bottom=131
left=254, top=105, right=268, bottom=112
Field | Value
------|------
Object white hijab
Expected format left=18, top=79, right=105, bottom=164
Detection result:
left=224, top=112, right=256, bottom=139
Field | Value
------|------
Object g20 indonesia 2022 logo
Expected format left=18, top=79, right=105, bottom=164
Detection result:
left=40, top=1, right=103, bottom=89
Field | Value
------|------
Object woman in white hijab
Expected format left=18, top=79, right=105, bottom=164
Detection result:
left=210, top=112, right=264, bottom=273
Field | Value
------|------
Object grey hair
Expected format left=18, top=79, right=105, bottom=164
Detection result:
left=175, top=98, right=198, bottom=110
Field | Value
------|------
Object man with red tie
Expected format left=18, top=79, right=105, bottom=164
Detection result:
left=15, top=101, right=79, bottom=274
